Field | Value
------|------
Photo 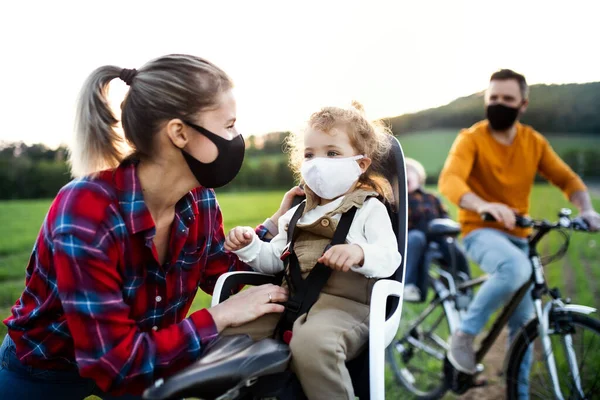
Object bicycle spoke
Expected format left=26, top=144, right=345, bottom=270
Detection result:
left=423, top=312, right=445, bottom=337
left=387, top=294, right=454, bottom=398
left=407, top=336, right=445, bottom=360
left=428, top=332, right=449, bottom=351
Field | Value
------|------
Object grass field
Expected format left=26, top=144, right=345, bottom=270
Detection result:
left=1, top=186, right=599, bottom=398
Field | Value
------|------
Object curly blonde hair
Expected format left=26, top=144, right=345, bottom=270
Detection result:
left=285, top=101, right=394, bottom=202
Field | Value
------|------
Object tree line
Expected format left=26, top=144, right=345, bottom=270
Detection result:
left=386, top=82, right=600, bottom=135
left=0, top=140, right=297, bottom=200
left=2, top=81, right=599, bottom=200
left=2, top=135, right=599, bottom=200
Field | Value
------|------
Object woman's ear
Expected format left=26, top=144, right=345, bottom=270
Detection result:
left=165, top=119, right=189, bottom=149
left=358, top=157, right=372, bottom=173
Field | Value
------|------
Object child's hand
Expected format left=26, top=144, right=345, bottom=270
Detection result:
left=317, top=244, right=364, bottom=272
left=224, top=226, right=255, bottom=251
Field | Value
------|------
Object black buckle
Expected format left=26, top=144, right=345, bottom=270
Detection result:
left=285, top=299, right=302, bottom=313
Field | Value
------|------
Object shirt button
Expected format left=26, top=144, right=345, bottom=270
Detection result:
left=155, top=295, right=162, bottom=302
left=152, top=326, right=158, bottom=331
left=321, top=219, right=330, bottom=227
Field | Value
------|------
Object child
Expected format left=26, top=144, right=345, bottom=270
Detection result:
left=404, top=158, right=470, bottom=301
left=223, top=102, right=401, bottom=400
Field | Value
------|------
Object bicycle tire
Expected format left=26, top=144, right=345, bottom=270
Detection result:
left=386, top=292, right=451, bottom=399
left=505, top=310, right=600, bottom=399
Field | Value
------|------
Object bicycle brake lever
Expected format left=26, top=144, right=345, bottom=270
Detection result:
left=515, top=215, right=533, bottom=228
left=481, top=213, right=533, bottom=228
left=571, top=217, right=590, bottom=232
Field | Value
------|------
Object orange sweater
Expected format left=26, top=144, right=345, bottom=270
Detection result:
left=438, top=121, right=587, bottom=238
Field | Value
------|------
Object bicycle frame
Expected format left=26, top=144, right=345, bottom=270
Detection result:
left=470, top=222, right=595, bottom=399
left=394, top=211, right=599, bottom=399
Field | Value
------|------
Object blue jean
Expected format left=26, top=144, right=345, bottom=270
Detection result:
left=404, top=229, right=471, bottom=297
left=404, top=230, right=429, bottom=288
left=461, top=228, right=534, bottom=399
left=0, top=334, right=142, bottom=400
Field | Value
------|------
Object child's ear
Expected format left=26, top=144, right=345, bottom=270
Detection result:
left=358, top=157, right=372, bottom=173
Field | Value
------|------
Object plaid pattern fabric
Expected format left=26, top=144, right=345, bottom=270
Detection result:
left=3, top=160, right=258, bottom=395
left=408, top=188, right=448, bottom=231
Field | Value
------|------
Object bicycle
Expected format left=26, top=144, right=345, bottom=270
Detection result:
left=386, top=208, right=600, bottom=399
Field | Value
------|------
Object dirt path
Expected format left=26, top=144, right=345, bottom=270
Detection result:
left=454, top=243, right=558, bottom=400
left=454, top=329, right=508, bottom=400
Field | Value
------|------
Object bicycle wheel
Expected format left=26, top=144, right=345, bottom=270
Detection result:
left=505, top=310, right=600, bottom=399
left=386, top=285, right=452, bottom=399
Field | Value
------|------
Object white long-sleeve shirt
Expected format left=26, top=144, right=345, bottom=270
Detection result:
left=233, top=196, right=402, bottom=278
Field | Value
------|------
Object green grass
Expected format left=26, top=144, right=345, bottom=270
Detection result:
left=1, top=187, right=599, bottom=399
left=398, top=130, right=600, bottom=176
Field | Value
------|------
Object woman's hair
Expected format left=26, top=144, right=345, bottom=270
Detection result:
left=405, top=157, right=427, bottom=184
left=69, top=54, right=233, bottom=177
left=286, top=101, right=394, bottom=202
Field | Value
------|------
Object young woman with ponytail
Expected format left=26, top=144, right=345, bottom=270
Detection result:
left=0, top=54, right=300, bottom=399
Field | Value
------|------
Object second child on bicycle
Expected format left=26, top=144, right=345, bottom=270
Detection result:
left=404, top=157, right=470, bottom=302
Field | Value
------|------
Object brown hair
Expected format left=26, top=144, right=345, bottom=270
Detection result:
left=69, top=54, right=233, bottom=177
left=286, top=101, right=394, bottom=202
left=490, top=69, right=528, bottom=100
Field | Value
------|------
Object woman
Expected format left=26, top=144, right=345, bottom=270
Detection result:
left=0, top=54, right=298, bottom=399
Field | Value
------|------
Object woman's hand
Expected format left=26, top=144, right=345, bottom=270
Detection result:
left=271, top=186, right=305, bottom=225
left=317, top=244, right=364, bottom=272
left=208, top=284, right=289, bottom=331
left=224, top=226, right=255, bottom=251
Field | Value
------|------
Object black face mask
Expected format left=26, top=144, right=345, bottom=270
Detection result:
left=181, top=122, right=245, bottom=188
left=486, top=103, right=520, bottom=131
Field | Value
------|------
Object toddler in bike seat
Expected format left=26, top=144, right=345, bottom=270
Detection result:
left=223, top=101, right=402, bottom=399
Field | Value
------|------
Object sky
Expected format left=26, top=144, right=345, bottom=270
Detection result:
left=0, top=0, right=599, bottom=148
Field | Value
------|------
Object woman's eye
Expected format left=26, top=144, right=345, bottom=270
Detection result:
left=327, top=151, right=339, bottom=157
left=304, top=153, right=313, bottom=159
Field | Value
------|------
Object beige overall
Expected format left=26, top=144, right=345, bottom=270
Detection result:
left=224, top=189, right=379, bottom=400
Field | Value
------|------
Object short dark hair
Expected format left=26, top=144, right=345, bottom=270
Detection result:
left=490, top=69, right=528, bottom=100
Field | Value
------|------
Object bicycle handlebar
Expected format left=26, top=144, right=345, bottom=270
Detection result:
left=481, top=211, right=590, bottom=232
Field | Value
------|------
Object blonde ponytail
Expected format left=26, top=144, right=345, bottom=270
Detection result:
left=69, top=66, right=126, bottom=178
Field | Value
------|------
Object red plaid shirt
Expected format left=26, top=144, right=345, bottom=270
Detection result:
left=3, top=160, right=261, bottom=395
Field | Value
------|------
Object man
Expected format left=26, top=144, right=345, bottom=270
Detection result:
left=438, top=69, right=600, bottom=381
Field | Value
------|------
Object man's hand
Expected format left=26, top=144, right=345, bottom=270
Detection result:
left=477, top=202, right=517, bottom=230
left=224, top=226, right=255, bottom=251
left=580, top=209, right=600, bottom=232
left=570, top=191, right=600, bottom=232
left=317, top=244, right=364, bottom=272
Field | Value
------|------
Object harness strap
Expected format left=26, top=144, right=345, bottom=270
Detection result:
left=275, top=203, right=358, bottom=342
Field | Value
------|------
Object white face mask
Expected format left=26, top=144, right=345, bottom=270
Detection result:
left=300, top=155, right=365, bottom=200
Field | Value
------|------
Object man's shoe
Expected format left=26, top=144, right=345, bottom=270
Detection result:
left=447, top=330, right=477, bottom=374
left=403, top=284, right=421, bottom=302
